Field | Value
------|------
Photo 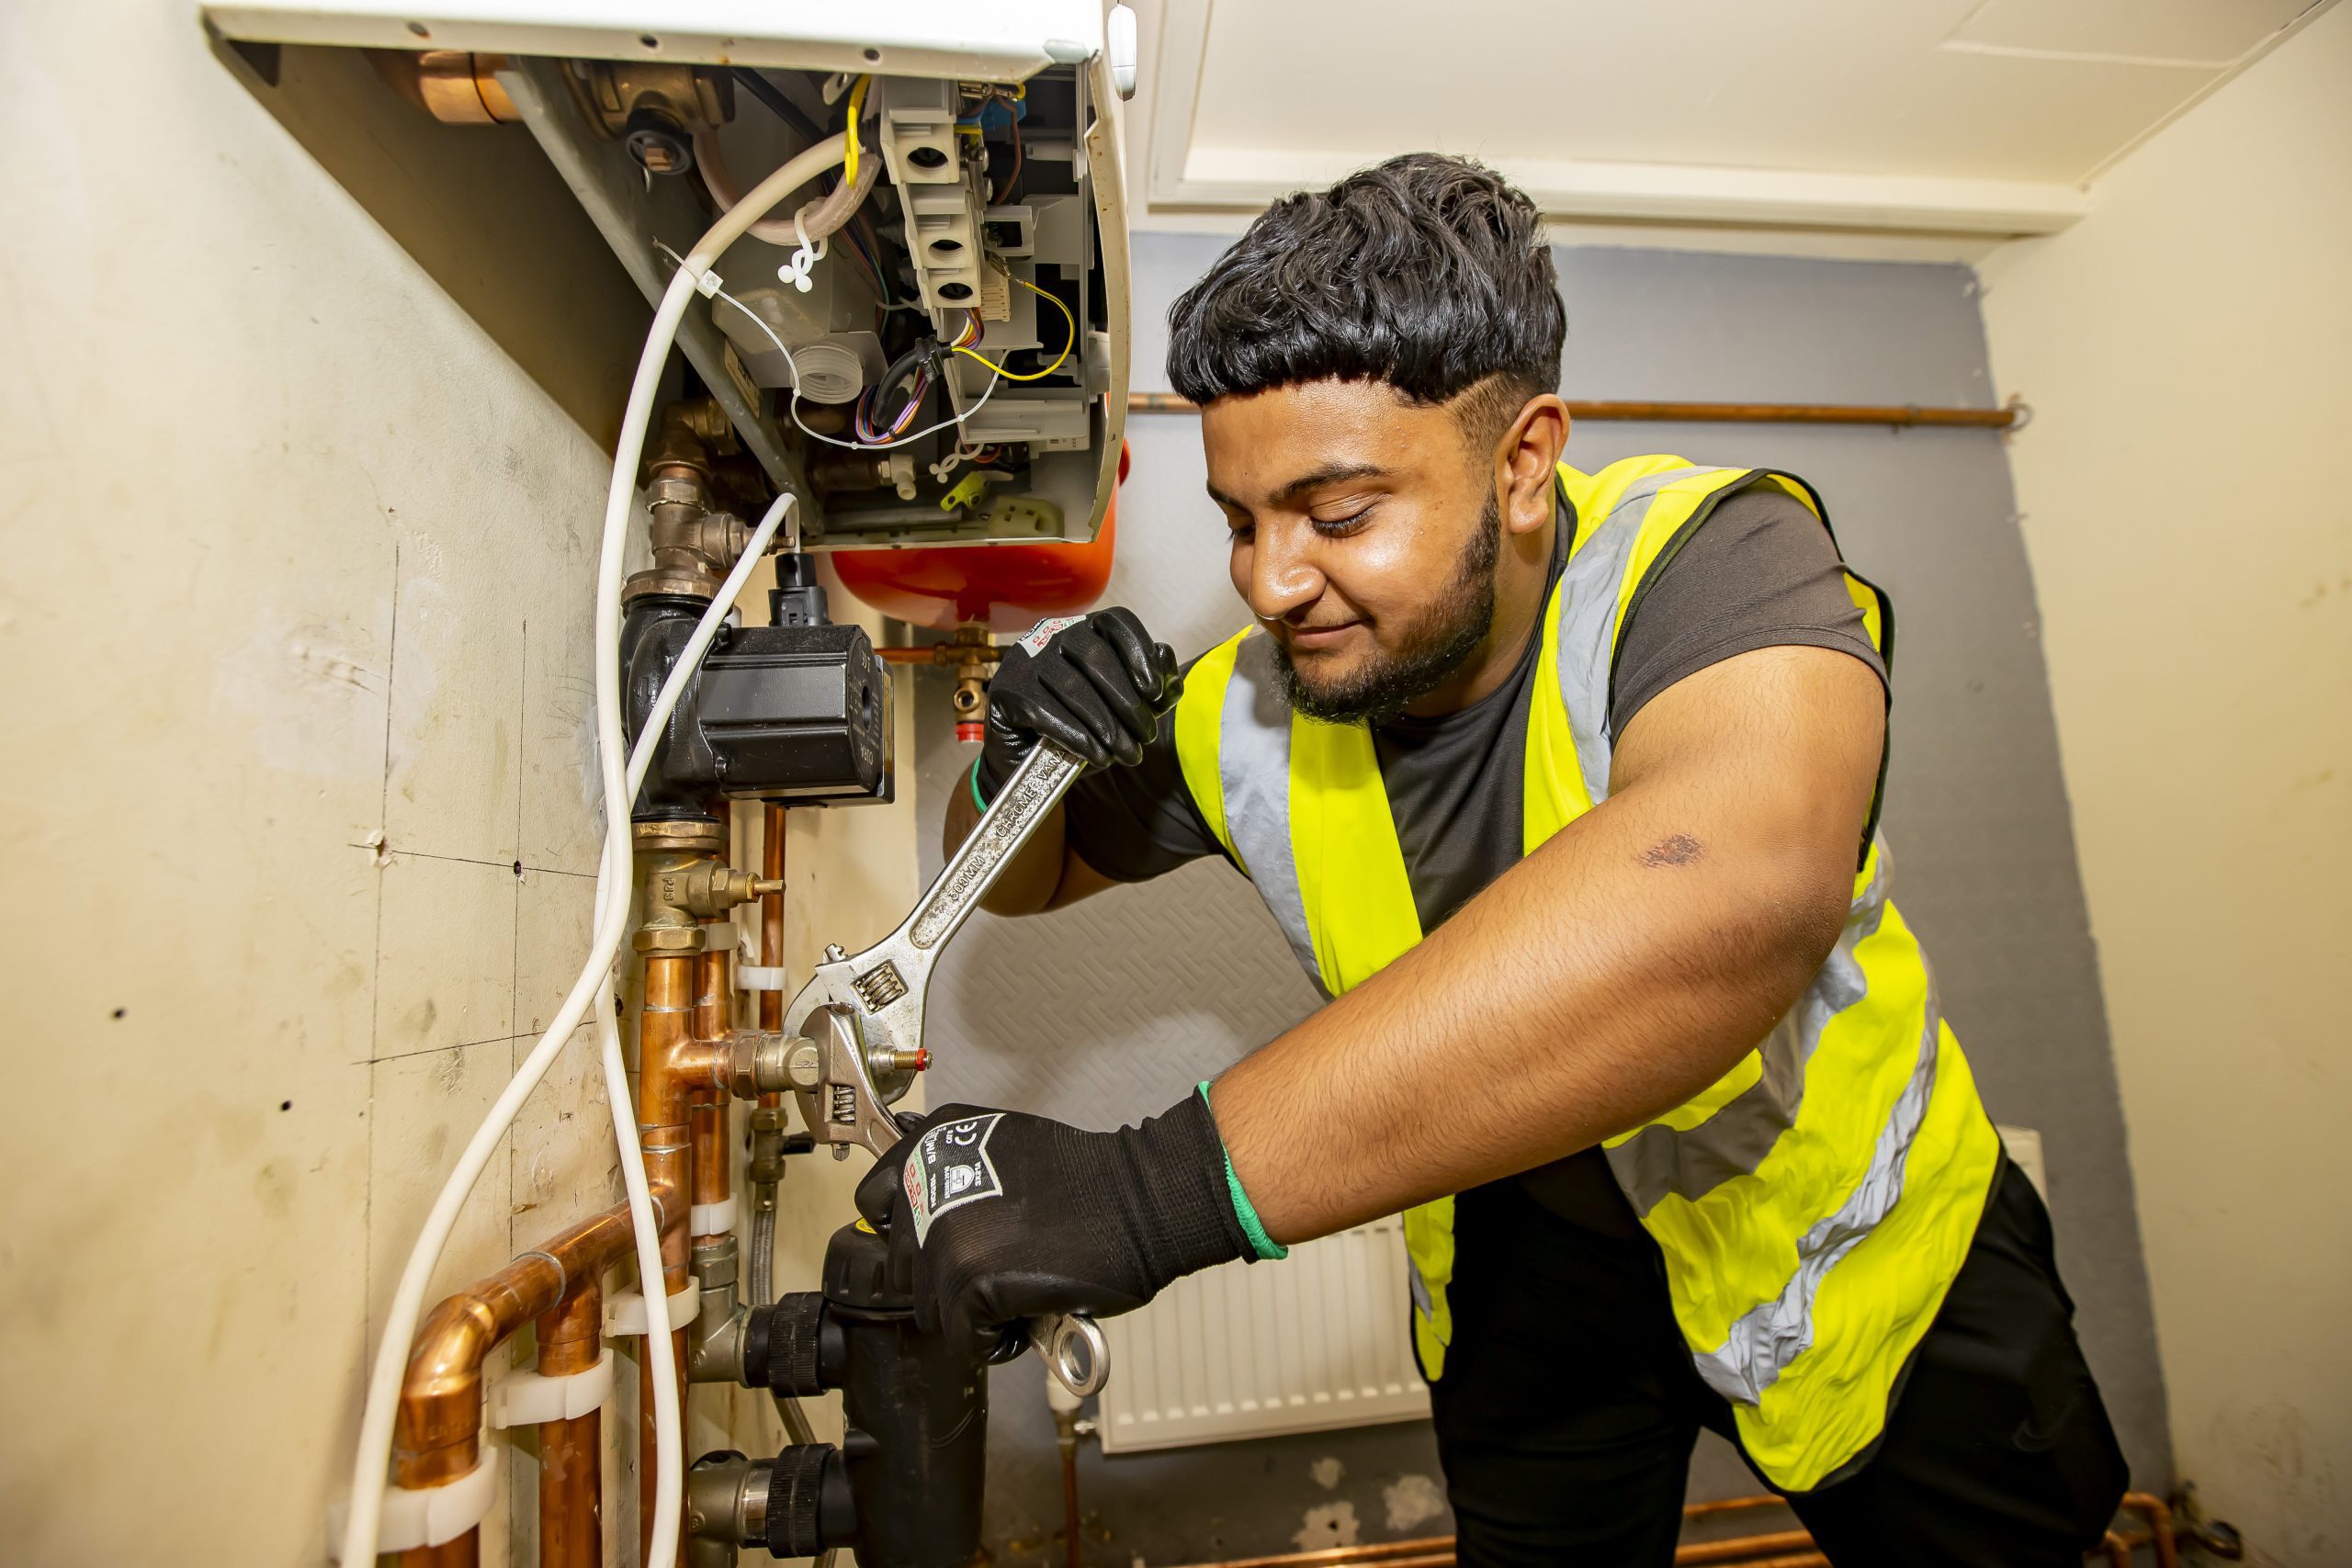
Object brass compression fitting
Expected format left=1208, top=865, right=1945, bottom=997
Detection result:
left=652, top=863, right=785, bottom=919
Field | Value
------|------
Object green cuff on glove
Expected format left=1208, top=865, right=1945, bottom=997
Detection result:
left=1197, top=1080, right=1287, bottom=1261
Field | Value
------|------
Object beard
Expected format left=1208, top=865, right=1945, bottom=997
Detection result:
left=1270, top=492, right=1501, bottom=725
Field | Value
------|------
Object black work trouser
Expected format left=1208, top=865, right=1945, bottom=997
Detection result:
left=1427, top=1159, right=2128, bottom=1567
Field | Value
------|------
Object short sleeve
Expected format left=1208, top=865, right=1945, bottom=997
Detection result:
left=1610, top=487, right=1888, bottom=735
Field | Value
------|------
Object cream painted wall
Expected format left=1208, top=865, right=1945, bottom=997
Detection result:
left=0, top=4, right=916, bottom=1563
left=1978, top=7, right=2352, bottom=1562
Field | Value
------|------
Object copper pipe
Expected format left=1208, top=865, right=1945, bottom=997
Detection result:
left=1166, top=1541, right=1825, bottom=1568
left=871, top=640, right=1008, bottom=668
left=537, top=1285, right=604, bottom=1568
left=390, top=1199, right=648, bottom=1568
left=397, top=1202, right=641, bottom=1463
left=1679, top=1532, right=1814, bottom=1564
left=640, top=955, right=725, bottom=1139
left=692, top=947, right=731, bottom=1049
left=1126, top=389, right=2020, bottom=430
left=637, top=953, right=706, bottom=1568
left=690, top=1099, right=729, bottom=1216
left=1169, top=1537, right=1452, bottom=1568
left=758, top=807, right=786, bottom=1035
left=1058, top=1431, right=1083, bottom=1568
left=1681, top=1496, right=1790, bottom=1522
left=2121, top=1493, right=2179, bottom=1568
left=2098, top=1531, right=2134, bottom=1566
left=690, top=948, right=732, bottom=1223
left=368, top=49, right=521, bottom=124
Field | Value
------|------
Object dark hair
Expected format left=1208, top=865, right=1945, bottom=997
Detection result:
left=1165, top=153, right=1564, bottom=434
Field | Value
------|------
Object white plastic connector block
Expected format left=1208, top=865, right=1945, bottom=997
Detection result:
left=605, top=1280, right=702, bottom=1337
left=691, top=1197, right=739, bottom=1237
left=325, top=1447, right=500, bottom=1559
left=489, top=1348, right=616, bottom=1429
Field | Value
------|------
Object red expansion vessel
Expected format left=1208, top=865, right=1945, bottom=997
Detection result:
left=831, top=444, right=1127, bottom=632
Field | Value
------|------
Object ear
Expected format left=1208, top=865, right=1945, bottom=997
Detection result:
left=1493, top=394, right=1571, bottom=537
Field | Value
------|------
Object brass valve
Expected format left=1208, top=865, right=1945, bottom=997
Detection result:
left=724, top=1032, right=806, bottom=1101
left=651, top=863, right=785, bottom=920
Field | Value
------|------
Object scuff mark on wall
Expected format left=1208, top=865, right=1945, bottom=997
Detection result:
left=1291, top=1502, right=1359, bottom=1553
left=1383, top=1472, right=1446, bottom=1532
left=214, top=606, right=390, bottom=776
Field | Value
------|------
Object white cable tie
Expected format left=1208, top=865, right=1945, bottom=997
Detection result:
left=488, top=1348, right=616, bottom=1429
left=326, top=1448, right=501, bottom=1558
left=779, top=210, right=828, bottom=294
left=693, top=265, right=724, bottom=299
left=735, top=964, right=786, bottom=992
left=691, top=1197, right=740, bottom=1237
left=605, top=1280, right=702, bottom=1337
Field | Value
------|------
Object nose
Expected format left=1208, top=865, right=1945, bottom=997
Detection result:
left=1246, top=519, right=1326, bottom=624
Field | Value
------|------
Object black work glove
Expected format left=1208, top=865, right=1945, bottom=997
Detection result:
left=854, top=1096, right=1254, bottom=1352
left=978, top=608, right=1180, bottom=795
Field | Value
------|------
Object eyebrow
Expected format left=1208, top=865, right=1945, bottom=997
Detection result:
left=1206, top=460, right=1394, bottom=514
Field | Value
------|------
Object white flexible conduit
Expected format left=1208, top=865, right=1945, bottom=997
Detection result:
left=336, top=133, right=851, bottom=1568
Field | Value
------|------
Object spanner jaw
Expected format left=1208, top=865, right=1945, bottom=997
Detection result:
left=786, top=1003, right=905, bottom=1160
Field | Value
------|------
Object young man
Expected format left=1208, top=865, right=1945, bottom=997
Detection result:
left=858, top=154, right=2126, bottom=1565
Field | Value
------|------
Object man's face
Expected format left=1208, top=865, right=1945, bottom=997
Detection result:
left=1202, top=379, right=1501, bottom=723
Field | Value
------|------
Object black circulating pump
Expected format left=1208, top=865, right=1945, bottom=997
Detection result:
left=622, top=555, right=893, bottom=815
left=695, top=1220, right=991, bottom=1566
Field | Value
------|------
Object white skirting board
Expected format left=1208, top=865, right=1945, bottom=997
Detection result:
left=1097, top=1214, right=1430, bottom=1453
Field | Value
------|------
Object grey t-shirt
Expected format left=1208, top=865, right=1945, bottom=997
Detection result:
left=1060, top=485, right=1887, bottom=1231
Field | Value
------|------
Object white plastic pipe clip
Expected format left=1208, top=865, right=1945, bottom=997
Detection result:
left=325, top=1448, right=501, bottom=1559
left=605, top=1280, right=702, bottom=1337
left=691, top=1196, right=739, bottom=1237
left=488, top=1348, right=615, bottom=1429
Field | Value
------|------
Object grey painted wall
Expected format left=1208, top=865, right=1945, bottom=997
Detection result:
left=905, top=234, right=2168, bottom=1565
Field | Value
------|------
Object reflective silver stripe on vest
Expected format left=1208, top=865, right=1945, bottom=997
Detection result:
left=1606, top=844, right=1892, bottom=1216
left=1219, top=631, right=1329, bottom=998
left=1689, top=965, right=1948, bottom=1406
left=1553, top=468, right=1721, bottom=803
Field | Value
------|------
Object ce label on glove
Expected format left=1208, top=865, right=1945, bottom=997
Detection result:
left=902, top=1113, right=1007, bottom=1245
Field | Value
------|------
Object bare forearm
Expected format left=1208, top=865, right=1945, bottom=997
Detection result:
left=1211, top=649, right=1882, bottom=1241
left=941, top=762, right=1069, bottom=915
left=1216, top=785, right=1838, bottom=1237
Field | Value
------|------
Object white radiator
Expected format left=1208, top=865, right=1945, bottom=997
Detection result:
left=1097, top=1215, right=1430, bottom=1452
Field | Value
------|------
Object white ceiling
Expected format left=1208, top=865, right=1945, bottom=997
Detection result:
left=1122, top=0, right=2334, bottom=255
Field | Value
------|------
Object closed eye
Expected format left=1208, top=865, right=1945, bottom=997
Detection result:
left=1313, top=507, right=1374, bottom=536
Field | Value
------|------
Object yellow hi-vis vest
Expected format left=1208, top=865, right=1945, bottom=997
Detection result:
left=1172, top=457, right=2002, bottom=1492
